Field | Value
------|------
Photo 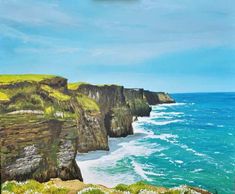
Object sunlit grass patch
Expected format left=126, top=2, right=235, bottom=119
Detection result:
left=1, top=180, right=68, bottom=194
left=115, top=181, right=168, bottom=194
left=76, top=93, right=99, bottom=112
left=77, top=187, right=105, bottom=194
left=0, top=91, right=10, bottom=102
left=41, top=85, right=71, bottom=101
left=68, top=82, right=89, bottom=90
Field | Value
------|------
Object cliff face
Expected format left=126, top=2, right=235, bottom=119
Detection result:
left=0, top=76, right=81, bottom=183
left=0, top=115, right=82, bottom=183
left=77, top=84, right=125, bottom=112
left=144, top=91, right=175, bottom=105
left=124, top=88, right=151, bottom=117
left=0, top=75, right=176, bottom=184
left=76, top=84, right=133, bottom=137
left=76, top=110, right=108, bottom=152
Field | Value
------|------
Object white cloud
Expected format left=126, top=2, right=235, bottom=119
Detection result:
left=0, top=0, right=234, bottom=66
left=0, top=0, right=78, bottom=26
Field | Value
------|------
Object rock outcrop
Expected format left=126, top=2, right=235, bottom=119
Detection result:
left=144, top=91, right=175, bottom=105
left=0, top=115, right=82, bottom=183
left=76, top=109, right=108, bottom=152
left=74, top=83, right=133, bottom=137
left=0, top=75, right=81, bottom=183
left=0, top=75, right=176, bottom=184
left=124, top=88, right=151, bottom=117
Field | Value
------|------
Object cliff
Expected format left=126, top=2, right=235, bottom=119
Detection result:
left=143, top=91, right=175, bottom=105
left=0, top=115, right=82, bottom=183
left=70, top=83, right=133, bottom=137
left=124, top=88, right=151, bottom=117
left=0, top=74, right=176, bottom=184
left=0, top=75, right=83, bottom=182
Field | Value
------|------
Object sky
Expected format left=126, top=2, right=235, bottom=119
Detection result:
left=0, top=0, right=234, bottom=93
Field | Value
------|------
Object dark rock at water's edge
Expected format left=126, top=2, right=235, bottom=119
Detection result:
left=144, top=90, right=175, bottom=105
left=124, top=88, right=152, bottom=117
left=0, top=75, right=175, bottom=183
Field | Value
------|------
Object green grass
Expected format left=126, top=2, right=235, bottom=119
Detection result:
left=115, top=182, right=164, bottom=194
left=44, top=106, right=55, bottom=116
left=0, top=74, right=56, bottom=85
left=68, top=82, right=89, bottom=90
left=1, top=180, right=68, bottom=194
left=76, top=93, right=100, bottom=112
left=0, top=91, right=10, bottom=101
left=81, top=188, right=105, bottom=194
left=41, top=85, right=71, bottom=101
left=1, top=180, right=208, bottom=194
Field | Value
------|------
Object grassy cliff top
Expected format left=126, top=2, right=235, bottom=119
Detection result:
left=0, top=74, right=57, bottom=85
left=68, top=82, right=89, bottom=90
left=68, top=82, right=121, bottom=90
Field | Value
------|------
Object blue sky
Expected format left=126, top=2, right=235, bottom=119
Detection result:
left=0, top=0, right=234, bottom=92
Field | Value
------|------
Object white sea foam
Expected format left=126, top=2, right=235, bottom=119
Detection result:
left=148, top=131, right=208, bottom=159
left=76, top=131, right=164, bottom=187
left=191, top=169, right=203, bottom=173
left=133, top=122, right=179, bottom=142
left=135, top=118, right=208, bottom=160
left=151, top=103, right=186, bottom=111
left=139, top=119, right=184, bottom=126
left=131, top=161, right=151, bottom=181
left=150, top=111, right=183, bottom=119
left=172, top=177, right=183, bottom=180
left=150, top=133, right=178, bottom=141
left=144, top=171, right=165, bottom=176
left=179, top=144, right=206, bottom=157
left=75, top=101, right=203, bottom=187
left=175, top=160, right=184, bottom=164
left=158, top=153, right=166, bottom=157
left=157, top=103, right=187, bottom=107
left=151, top=106, right=167, bottom=111
left=206, top=123, right=214, bottom=126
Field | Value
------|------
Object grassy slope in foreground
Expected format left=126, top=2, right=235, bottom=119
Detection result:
left=1, top=179, right=211, bottom=194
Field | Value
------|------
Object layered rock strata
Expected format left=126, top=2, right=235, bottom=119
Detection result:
left=75, top=84, right=133, bottom=137
left=0, top=75, right=175, bottom=183
left=124, top=88, right=151, bottom=117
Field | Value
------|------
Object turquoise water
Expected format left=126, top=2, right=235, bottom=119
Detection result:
left=76, top=93, right=235, bottom=194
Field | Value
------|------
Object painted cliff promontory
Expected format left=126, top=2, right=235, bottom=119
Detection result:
left=0, top=74, right=175, bottom=183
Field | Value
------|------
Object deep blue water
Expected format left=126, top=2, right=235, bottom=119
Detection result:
left=77, top=92, right=235, bottom=194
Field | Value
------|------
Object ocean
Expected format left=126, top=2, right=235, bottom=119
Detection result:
left=76, top=92, right=235, bottom=194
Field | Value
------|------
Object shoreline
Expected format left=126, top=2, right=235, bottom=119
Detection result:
left=75, top=104, right=177, bottom=187
left=76, top=123, right=147, bottom=187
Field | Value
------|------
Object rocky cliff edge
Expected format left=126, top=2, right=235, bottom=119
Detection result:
left=0, top=75, right=175, bottom=183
